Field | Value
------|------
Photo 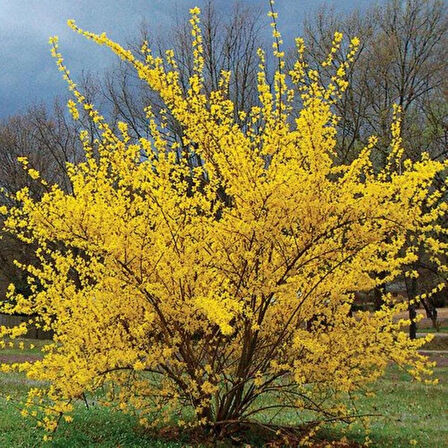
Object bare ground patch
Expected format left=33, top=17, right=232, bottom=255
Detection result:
left=0, top=354, right=42, bottom=364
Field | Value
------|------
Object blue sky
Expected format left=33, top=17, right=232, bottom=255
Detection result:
left=0, top=0, right=376, bottom=118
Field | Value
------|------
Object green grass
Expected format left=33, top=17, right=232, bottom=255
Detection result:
left=245, top=363, right=448, bottom=448
left=419, top=326, right=448, bottom=333
left=0, top=390, right=186, bottom=447
left=317, top=364, right=448, bottom=447
left=0, top=338, right=49, bottom=357
left=0, top=341, right=447, bottom=447
left=0, top=368, right=187, bottom=447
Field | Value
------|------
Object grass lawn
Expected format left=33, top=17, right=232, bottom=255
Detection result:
left=318, top=362, right=448, bottom=447
left=419, top=327, right=448, bottom=333
left=0, top=340, right=447, bottom=447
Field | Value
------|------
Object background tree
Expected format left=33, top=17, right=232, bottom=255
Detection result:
left=0, top=104, right=82, bottom=307
left=300, top=0, right=448, bottom=332
left=301, top=0, right=448, bottom=163
left=90, top=0, right=264, bottom=143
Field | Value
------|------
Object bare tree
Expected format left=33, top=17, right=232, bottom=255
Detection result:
left=302, top=0, right=448, bottom=334
left=0, top=103, right=82, bottom=300
left=86, top=0, right=265, bottom=143
left=301, top=0, right=448, bottom=164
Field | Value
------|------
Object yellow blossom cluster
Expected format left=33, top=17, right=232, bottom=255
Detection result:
left=1, top=5, right=447, bottom=438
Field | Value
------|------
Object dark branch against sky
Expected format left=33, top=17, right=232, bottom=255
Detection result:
left=0, top=0, right=376, bottom=118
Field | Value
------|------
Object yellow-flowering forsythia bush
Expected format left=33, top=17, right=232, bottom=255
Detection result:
left=1, top=4, right=448, bottom=440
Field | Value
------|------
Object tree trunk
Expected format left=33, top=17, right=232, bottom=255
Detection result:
left=408, top=300, right=417, bottom=340
left=405, top=275, right=418, bottom=340
left=373, top=286, right=384, bottom=311
left=421, top=298, right=439, bottom=331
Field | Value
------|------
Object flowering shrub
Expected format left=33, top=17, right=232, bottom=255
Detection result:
left=1, top=4, right=447, bottom=441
